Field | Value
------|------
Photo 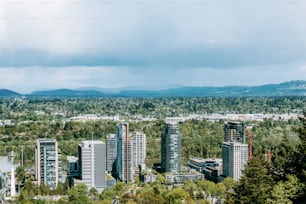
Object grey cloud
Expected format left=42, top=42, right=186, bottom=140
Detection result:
left=0, top=0, right=306, bottom=68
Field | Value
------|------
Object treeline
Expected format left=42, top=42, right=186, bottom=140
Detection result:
left=0, top=97, right=304, bottom=121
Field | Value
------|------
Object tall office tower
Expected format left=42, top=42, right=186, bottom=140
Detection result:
left=35, top=139, right=62, bottom=189
left=113, top=122, right=134, bottom=183
left=222, top=142, right=248, bottom=180
left=78, top=140, right=106, bottom=188
left=161, top=121, right=182, bottom=173
left=224, top=122, right=245, bottom=143
left=131, top=132, right=146, bottom=168
left=106, top=134, right=117, bottom=173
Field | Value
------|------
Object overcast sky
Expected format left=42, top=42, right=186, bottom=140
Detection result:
left=0, top=0, right=306, bottom=93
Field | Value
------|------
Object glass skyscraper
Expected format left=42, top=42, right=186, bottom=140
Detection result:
left=113, top=122, right=134, bottom=183
left=161, top=121, right=181, bottom=173
left=106, top=134, right=117, bottom=173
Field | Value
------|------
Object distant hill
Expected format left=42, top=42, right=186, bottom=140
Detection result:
left=30, top=89, right=105, bottom=97
left=0, top=89, right=21, bottom=97
left=5, top=80, right=305, bottom=97
left=118, top=81, right=306, bottom=97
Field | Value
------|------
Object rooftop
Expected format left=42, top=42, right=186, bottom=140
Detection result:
left=79, top=140, right=105, bottom=147
left=189, top=157, right=222, bottom=164
left=66, top=156, right=78, bottom=163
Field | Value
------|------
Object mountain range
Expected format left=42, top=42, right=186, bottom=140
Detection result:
left=0, top=81, right=305, bottom=97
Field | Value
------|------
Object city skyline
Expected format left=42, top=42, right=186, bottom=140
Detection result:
left=0, top=1, right=306, bottom=92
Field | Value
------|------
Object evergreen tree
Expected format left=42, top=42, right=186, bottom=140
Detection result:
left=291, top=112, right=306, bottom=202
left=232, top=157, right=274, bottom=204
left=271, top=134, right=296, bottom=180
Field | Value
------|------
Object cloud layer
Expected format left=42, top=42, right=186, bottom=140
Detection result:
left=0, top=0, right=306, bottom=67
left=0, top=0, right=305, bottom=91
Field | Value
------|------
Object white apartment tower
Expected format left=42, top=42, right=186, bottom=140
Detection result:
left=35, top=139, right=62, bottom=189
left=222, top=142, right=248, bottom=180
left=131, top=132, right=146, bottom=168
left=113, top=122, right=134, bottom=183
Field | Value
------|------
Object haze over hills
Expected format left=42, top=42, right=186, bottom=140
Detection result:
left=0, top=81, right=305, bottom=97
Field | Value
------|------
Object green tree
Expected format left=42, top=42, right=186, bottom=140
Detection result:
left=222, top=177, right=237, bottom=190
left=89, top=187, right=99, bottom=201
left=216, top=183, right=226, bottom=198
left=196, top=199, right=210, bottom=204
left=266, top=175, right=304, bottom=204
left=67, top=183, right=90, bottom=204
left=291, top=112, right=306, bottom=201
left=232, top=157, right=274, bottom=204
left=197, top=180, right=217, bottom=196
left=137, top=187, right=165, bottom=204
left=164, top=187, right=190, bottom=204
left=156, top=173, right=165, bottom=185
left=100, top=187, right=116, bottom=201
left=183, top=180, right=197, bottom=196
left=94, top=200, right=112, bottom=204
left=16, top=166, right=26, bottom=184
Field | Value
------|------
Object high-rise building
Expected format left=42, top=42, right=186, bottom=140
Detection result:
left=131, top=132, right=146, bottom=169
left=35, top=139, right=62, bottom=189
left=113, top=122, right=134, bottom=183
left=161, top=121, right=182, bottom=173
left=224, top=122, right=245, bottom=143
left=78, top=140, right=106, bottom=188
left=222, top=142, right=248, bottom=180
left=106, top=134, right=117, bottom=173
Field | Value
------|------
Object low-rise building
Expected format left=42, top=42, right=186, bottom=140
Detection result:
left=164, top=171, right=204, bottom=184
left=67, top=156, right=79, bottom=178
left=139, top=164, right=157, bottom=183
left=188, top=158, right=222, bottom=173
left=203, top=166, right=223, bottom=183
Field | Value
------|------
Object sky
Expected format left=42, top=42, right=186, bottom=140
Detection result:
left=0, top=0, right=306, bottom=93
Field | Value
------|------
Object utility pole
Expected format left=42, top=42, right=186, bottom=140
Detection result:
left=267, top=150, right=272, bottom=167
left=247, top=131, right=253, bottom=160
left=21, top=146, right=24, bottom=167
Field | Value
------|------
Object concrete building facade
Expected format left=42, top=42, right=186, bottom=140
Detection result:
left=222, top=142, right=248, bottom=180
left=78, top=140, right=106, bottom=188
left=131, top=132, right=146, bottom=168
